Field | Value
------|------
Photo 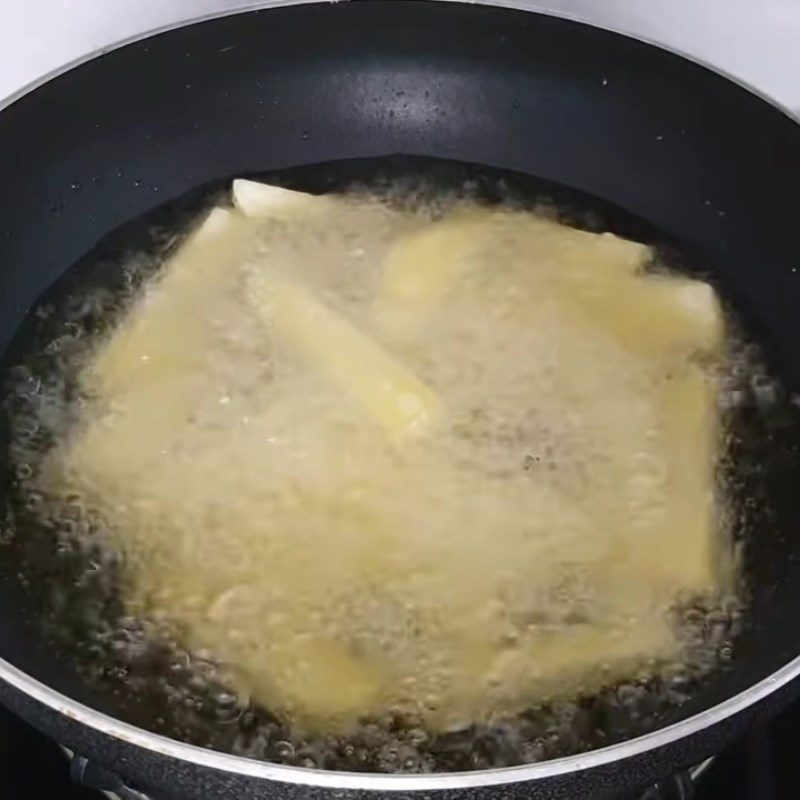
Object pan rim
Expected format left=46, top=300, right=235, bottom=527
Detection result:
left=1, top=0, right=799, bottom=789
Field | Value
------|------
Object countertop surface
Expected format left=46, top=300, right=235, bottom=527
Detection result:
left=1, top=0, right=799, bottom=114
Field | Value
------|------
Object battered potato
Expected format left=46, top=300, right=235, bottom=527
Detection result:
left=46, top=180, right=728, bottom=732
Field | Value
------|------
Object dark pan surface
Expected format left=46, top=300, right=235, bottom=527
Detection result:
left=2, top=0, right=800, bottom=775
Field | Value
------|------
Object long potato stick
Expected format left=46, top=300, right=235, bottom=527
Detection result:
left=247, top=271, right=442, bottom=436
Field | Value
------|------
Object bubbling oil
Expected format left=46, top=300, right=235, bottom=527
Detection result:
left=1, top=167, right=752, bottom=772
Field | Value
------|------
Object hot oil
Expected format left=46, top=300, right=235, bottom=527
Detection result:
left=0, top=157, right=773, bottom=773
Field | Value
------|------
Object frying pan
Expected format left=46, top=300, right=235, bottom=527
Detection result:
left=2, top=1, right=800, bottom=798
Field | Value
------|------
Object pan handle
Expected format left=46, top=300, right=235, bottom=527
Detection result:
left=639, top=773, right=695, bottom=800
left=70, top=753, right=152, bottom=800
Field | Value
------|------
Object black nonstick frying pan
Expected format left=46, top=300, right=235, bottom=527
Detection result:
left=2, top=2, right=800, bottom=799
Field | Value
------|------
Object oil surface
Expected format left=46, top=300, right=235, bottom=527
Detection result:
left=0, top=159, right=757, bottom=772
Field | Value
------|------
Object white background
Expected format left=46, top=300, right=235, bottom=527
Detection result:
left=1, top=0, right=800, bottom=112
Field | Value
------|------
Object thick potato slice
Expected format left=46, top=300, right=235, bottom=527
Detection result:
left=655, top=363, right=720, bottom=591
left=376, top=209, right=652, bottom=332
left=247, top=271, right=442, bottom=436
left=232, top=178, right=326, bottom=217
left=552, top=272, right=724, bottom=357
left=87, top=207, right=255, bottom=399
left=376, top=207, right=495, bottom=325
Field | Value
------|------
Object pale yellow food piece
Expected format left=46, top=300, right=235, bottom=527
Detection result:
left=232, top=178, right=325, bottom=217
left=488, top=617, right=675, bottom=697
left=550, top=272, right=724, bottom=357
left=247, top=271, right=442, bottom=436
left=439, top=214, right=721, bottom=358
left=375, top=208, right=651, bottom=333
left=376, top=207, right=495, bottom=327
left=261, top=638, right=386, bottom=720
left=195, top=206, right=236, bottom=240
left=656, top=363, right=720, bottom=591
left=87, top=207, right=257, bottom=400
left=493, top=213, right=651, bottom=282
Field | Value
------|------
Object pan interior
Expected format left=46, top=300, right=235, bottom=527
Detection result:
left=0, top=0, right=800, bottom=778
left=1, top=155, right=794, bottom=772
